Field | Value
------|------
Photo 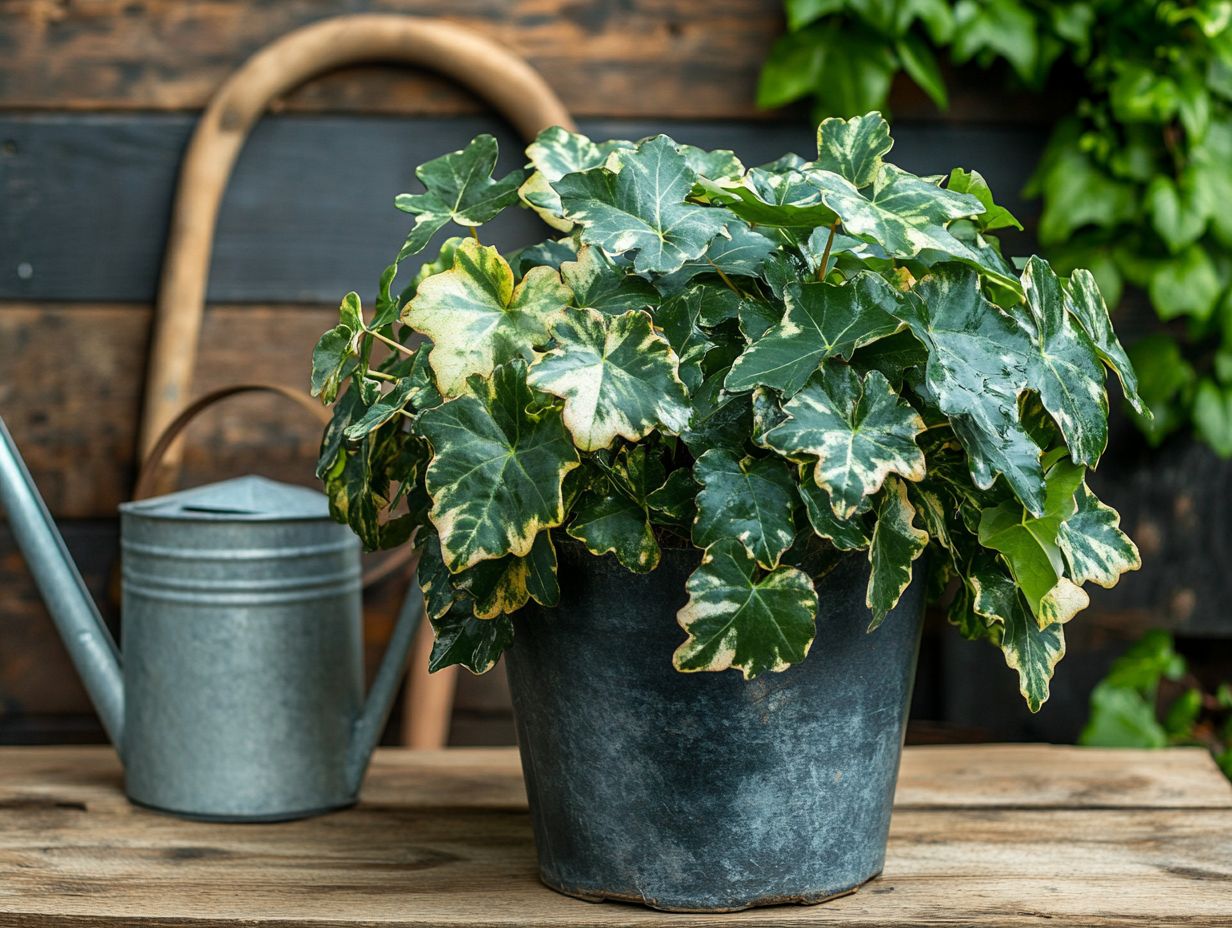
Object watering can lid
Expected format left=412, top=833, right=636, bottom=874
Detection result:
left=119, top=475, right=330, bottom=522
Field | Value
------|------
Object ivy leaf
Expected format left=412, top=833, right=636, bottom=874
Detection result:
left=417, top=532, right=460, bottom=621
left=798, top=478, right=871, bottom=550
left=1064, top=269, right=1148, bottom=417
left=428, top=599, right=514, bottom=674
left=1057, top=481, right=1141, bottom=589
left=866, top=477, right=929, bottom=629
left=817, top=163, right=986, bottom=258
left=405, top=240, right=572, bottom=395
left=1020, top=256, right=1109, bottom=466
left=946, top=168, right=1023, bottom=231
left=454, top=530, right=559, bottom=618
left=902, top=267, right=1045, bottom=514
left=682, top=370, right=753, bottom=456
left=418, top=361, right=580, bottom=572
left=657, top=222, right=779, bottom=292
left=554, top=135, right=731, bottom=274
left=560, top=245, right=658, bottom=316
left=527, top=308, right=691, bottom=451
left=655, top=286, right=719, bottom=393
left=699, top=165, right=839, bottom=229
left=692, top=449, right=797, bottom=569
left=310, top=324, right=356, bottom=404
left=343, top=376, right=420, bottom=441
left=672, top=539, right=818, bottom=679
left=762, top=366, right=926, bottom=519
left=646, top=469, right=699, bottom=526
left=815, top=111, right=893, bottom=188
left=725, top=273, right=902, bottom=395
left=394, top=134, right=525, bottom=259
left=970, top=557, right=1066, bottom=712
left=519, top=127, right=634, bottom=230
left=977, top=457, right=1090, bottom=627
left=568, top=491, right=660, bottom=573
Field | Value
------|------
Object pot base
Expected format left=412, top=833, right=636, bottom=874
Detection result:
left=540, top=871, right=875, bottom=913
left=128, top=794, right=357, bottom=823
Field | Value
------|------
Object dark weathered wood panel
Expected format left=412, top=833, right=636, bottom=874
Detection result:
left=0, top=0, right=1066, bottom=123
left=0, top=114, right=1045, bottom=303
left=0, top=0, right=787, bottom=119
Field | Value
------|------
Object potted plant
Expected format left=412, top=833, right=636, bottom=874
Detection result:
left=311, top=112, right=1142, bottom=912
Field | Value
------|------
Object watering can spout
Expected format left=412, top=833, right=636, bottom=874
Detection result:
left=0, top=416, right=125, bottom=747
left=345, top=584, right=424, bottom=795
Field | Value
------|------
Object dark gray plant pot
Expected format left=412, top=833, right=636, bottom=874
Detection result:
left=504, top=542, right=926, bottom=913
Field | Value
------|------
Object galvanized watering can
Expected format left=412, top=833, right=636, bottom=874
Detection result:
left=0, top=385, right=423, bottom=821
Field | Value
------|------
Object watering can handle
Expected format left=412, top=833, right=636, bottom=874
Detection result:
left=132, top=382, right=417, bottom=591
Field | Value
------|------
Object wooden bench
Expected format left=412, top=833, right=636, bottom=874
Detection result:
left=0, top=745, right=1229, bottom=926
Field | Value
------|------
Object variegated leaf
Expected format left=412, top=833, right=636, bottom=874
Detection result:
left=554, top=135, right=731, bottom=274
left=418, top=361, right=580, bottom=572
left=655, top=284, right=721, bottom=393
left=867, top=477, right=929, bottom=628
left=700, top=164, right=839, bottom=229
left=405, top=240, right=571, bottom=396
left=428, top=598, right=514, bottom=674
left=815, top=111, right=893, bottom=188
left=970, top=556, right=1066, bottom=712
left=567, top=491, right=660, bottom=572
left=725, top=274, right=902, bottom=396
left=560, top=245, right=658, bottom=315
left=518, top=127, right=633, bottom=230
left=692, top=449, right=796, bottom=569
left=816, top=163, right=985, bottom=257
left=761, top=365, right=926, bottom=519
left=977, top=457, right=1090, bottom=627
left=657, top=221, right=779, bottom=292
left=901, top=266, right=1045, bottom=514
left=1057, top=481, right=1142, bottom=588
left=798, top=477, right=871, bottom=551
left=1064, top=268, right=1148, bottom=416
left=527, top=308, right=691, bottom=451
left=394, top=135, right=525, bottom=258
left=1020, top=256, right=1109, bottom=466
left=454, top=530, right=559, bottom=618
left=673, top=539, right=818, bottom=679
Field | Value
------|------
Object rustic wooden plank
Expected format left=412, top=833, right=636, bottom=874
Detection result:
left=895, top=745, right=1232, bottom=809
left=0, top=114, right=1044, bottom=303
left=0, top=0, right=1062, bottom=122
left=0, top=746, right=1227, bottom=926
left=0, top=0, right=786, bottom=120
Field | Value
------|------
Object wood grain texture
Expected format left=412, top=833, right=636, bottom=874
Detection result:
left=0, top=0, right=786, bottom=119
left=0, top=746, right=1227, bottom=926
left=0, top=114, right=1044, bottom=303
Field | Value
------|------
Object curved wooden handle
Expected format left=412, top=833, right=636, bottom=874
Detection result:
left=139, top=14, right=575, bottom=483
left=133, top=383, right=329, bottom=501
left=132, top=381, right=418, bottom=590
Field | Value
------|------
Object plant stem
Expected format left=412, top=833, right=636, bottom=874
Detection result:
left=712, top=263, right=747, bottom=298
left=817, top=222, right=839, bottom=281
left=364, top=369, right=397, bottom=382
left=469, top=227, right=482, bottom=244
left=367, top=328, right=415, bottom=357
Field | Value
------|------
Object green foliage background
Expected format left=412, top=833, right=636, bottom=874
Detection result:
left=1081, top=630, right=1232, bottom=778
left=760, top=0, right=1232, bottom=454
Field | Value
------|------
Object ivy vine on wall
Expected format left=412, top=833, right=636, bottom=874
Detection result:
left=760, top=0, right=1232, bottom=454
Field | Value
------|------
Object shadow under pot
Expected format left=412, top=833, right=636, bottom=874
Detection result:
left=504, top=541, right=926, bottom=913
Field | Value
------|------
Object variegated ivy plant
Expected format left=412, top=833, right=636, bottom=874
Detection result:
left=311, top=112, right=1143, bottom=710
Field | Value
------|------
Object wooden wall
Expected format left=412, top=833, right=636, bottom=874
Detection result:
left=2, top=0, right=1228, bottom=746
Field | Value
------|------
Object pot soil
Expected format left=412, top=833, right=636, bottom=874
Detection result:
left=505, top=542, right=925, bottom=912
